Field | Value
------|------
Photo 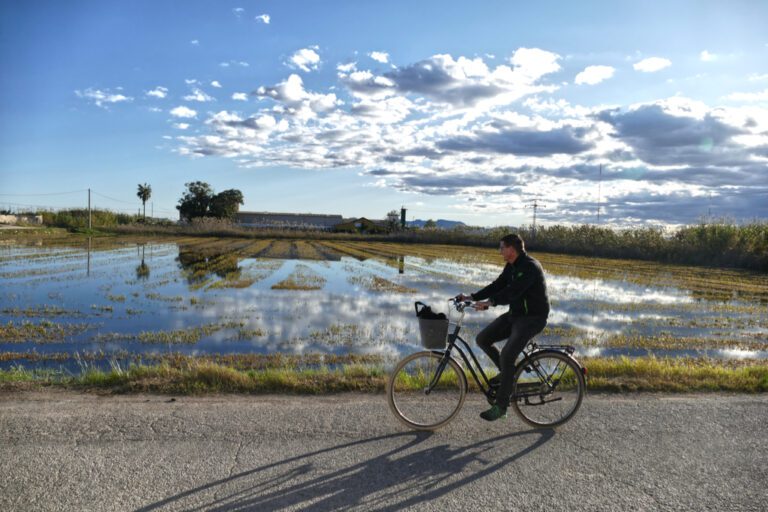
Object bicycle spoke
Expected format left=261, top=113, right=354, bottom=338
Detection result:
left=388, top=352, right=466, bottom=430
left=512, top=352, right=584, bottom=428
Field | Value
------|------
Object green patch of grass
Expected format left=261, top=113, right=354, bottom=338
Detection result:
left=582, top=356, right=768, bottom=392
left=271, top=264, right=326, bottom=291
left=348, top=275, right=417, bottom=294
left=107, top=294, right=126, bottom=302
left=0, top=320, right=92, bottom=343
left=1, top=355, right=766, bottom=394
left=92, top=321, right=246, bottom=344
left=1, top=306, right=84, bottom=318
left=145, top=292, right=184, bottom=302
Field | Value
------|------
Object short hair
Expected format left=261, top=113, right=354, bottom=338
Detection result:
left=500, top=233, right=525, bottom=253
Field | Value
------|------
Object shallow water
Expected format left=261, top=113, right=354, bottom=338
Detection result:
left=1, top=236, right=767, bottom=370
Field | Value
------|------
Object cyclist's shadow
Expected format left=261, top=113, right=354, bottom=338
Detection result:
left=137, top=427, right=555, bottom=511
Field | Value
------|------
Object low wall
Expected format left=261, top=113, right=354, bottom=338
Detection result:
left=0, top=214, right=44, bottom=225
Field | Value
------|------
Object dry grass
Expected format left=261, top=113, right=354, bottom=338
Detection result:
left=1, top=356, right=766, bottom=394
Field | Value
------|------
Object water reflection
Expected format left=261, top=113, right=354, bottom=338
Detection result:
left=136, top=244, right=150, bottom=280
left=1, top=237, right=766, bottom=370
left=177, top=244, right=241, bottom=284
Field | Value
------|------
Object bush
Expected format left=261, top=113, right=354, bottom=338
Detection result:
left=36, top=209, right=140, bottom=229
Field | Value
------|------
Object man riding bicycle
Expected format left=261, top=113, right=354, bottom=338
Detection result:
left=458, top=233, right=550, bottom=422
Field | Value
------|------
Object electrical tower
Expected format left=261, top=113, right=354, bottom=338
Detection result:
left=526, top=199, right=546, bottom=240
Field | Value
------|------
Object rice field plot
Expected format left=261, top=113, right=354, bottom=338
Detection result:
left=271, top=264, right=327, bottom=290
left=1, top=233, right=767, bottom=373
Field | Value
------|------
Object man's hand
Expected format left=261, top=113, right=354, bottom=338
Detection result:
left=474, top=301, right=491, bottom=311
left=455, top=293, right=472, bottom=302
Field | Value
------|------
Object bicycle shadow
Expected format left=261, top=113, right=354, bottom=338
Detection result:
left=137, top=427, right=554, bottom=511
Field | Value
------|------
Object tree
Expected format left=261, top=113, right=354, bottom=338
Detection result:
left=209, top=189, right=244, bottom=220
left=177, top=181, right=214, bottom=221
left=176, top=182, right=244, bottom=221
left=385, top=210, right=401, bottom=232
left=424, top=219, right=437, bottom=229
left=136, top=183, right=152, bottom=221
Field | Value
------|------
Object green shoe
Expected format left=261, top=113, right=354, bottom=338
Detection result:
left=480, top=404, right=507, bottom=422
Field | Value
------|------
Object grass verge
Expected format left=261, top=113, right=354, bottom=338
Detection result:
left=1, top=356, right=766, bottom=394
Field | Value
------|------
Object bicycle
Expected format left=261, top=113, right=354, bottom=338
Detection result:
left=387, top=298, right=587, bottom=431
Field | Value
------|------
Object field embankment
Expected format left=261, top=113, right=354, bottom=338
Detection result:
left=2, top=355, right=767, bottom=394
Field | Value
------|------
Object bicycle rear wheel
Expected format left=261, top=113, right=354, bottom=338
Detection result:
left=511, top=350, right=585, bottom=428
left=387, top=351, right=467, bottom=431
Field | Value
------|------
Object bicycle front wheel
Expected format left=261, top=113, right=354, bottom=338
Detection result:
left=511, top=351, right=585, bottom=428
left=387, top=351, right=467, bottom=431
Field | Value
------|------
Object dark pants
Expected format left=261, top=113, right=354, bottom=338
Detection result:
left=476, top=312, right=547, bottom=407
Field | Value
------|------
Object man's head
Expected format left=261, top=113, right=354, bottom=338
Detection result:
left=499, top=234, right=525, bottom=263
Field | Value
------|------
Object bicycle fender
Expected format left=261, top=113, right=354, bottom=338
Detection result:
left=529, top=349, right=588, bottom=395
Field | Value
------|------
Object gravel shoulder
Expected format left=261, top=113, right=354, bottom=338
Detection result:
left=1, top=390, right=766, bottom=512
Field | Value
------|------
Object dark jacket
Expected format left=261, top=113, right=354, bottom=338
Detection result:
left=471, top=252, right=550, bottom=317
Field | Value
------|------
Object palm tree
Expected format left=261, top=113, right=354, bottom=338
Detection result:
left=137, top=183, right=152, bottom=221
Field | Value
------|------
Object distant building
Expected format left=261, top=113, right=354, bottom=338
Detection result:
left=0, top=214, right=43, bottom=225
left=333, top=217, right=388, bottom=234
left=236, top=211, right=344, bottom=231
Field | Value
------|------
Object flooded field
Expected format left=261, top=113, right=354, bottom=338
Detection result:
left=2, top=234, right=767, bottom=371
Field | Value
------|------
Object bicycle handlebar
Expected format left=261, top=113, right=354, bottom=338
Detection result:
left=449, top=296, right=477, bottom=312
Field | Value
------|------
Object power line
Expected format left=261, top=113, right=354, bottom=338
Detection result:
left=91, top=190, right=137, bottom=205
left=0, top=189, right=87, bottom=197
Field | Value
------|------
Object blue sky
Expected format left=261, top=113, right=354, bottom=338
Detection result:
left=1, top=0, right=767, bottom=226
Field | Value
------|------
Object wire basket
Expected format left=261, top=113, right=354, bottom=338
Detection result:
left=418, top=317, right=449, bottom=349
left=415, top=302, right=449, bottom=349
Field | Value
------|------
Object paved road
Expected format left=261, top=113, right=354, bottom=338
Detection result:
left=1, top=391, right=766, bottom=511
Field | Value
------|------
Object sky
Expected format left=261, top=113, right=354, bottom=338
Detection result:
left=1, top=0, right=767, bottom=227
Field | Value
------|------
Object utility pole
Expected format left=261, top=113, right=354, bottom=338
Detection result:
left=88, top=188, right=92, bottom=230
left=151, top=202, right=154, bottom=219
left=526, top=199, right=545, bottom=240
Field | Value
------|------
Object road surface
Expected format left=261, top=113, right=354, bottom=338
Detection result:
left=1, top=391, right=765, bottom=511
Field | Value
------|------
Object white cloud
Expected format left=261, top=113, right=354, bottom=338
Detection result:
left=574, top=65, right=615, bottom=85
left=174, top=123, right=190, bottom=130
left=255, top=14, right=270, bottom=24
left=233, top=7, right=245, bottom=17
left=724, top=88, right=768, bottom=102
left=185, top=79, right=198, bottom=85
left=510, top=48, right=561, bottom=80
left=184, top=88, right=214, bottom=102
left=341, top=51, right=560, bottom=107
left=748, top=73, right=768, bottom=82
left=170, top=106, right=197, bottom=118
left=256, top=73, right=341, bottom=119
left=633, top=57, right=671, bottom=72
left=220, top=61, right=249, bottom=68
left=190, top=39, right=199, bottom=46
left=369, top=51, right=389, bottom=64
left=337, top=62, right=357, bottom=73
left=211, top=81, right=222, bottom=88
left=75, top=88, right=132, bottom=108
left=173, top=48, right=768, bottom=225
left=699, top=50, right=716, bottom=62
left=287, top=47, right=321, bottom=72
left=146, top=86, right=168, bottom=99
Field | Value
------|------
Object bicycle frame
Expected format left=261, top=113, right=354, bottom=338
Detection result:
left=428, top=300, right=585, bottom=402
